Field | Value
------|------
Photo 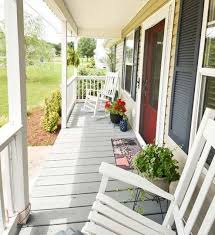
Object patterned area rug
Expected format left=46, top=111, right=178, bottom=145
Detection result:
left=111, top=138, right=141, bottom=170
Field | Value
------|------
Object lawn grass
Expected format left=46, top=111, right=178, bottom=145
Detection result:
left=0, top=62, right=74, bottom=117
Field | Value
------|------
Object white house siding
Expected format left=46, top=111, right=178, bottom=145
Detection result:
left=115, top=40, right=139, bottom=130
left=116, top=30, right=143, bottom=131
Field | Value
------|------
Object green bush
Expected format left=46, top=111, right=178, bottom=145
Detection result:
left=132, top=144, right=180, bottom=182
left=41, top=89, right=61, bottom=132
left=85, top=57, right=96, bottom=68
left=78, top=64, right=106, bottom=76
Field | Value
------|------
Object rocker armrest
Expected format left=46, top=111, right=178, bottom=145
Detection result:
left=99, top=162, right=174, bottom=201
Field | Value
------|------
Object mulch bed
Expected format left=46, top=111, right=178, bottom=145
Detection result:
left=27, top=107, right=60, bottom=146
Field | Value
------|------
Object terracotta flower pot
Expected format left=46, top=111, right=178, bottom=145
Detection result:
left=110, top=113, right=123, bottom=124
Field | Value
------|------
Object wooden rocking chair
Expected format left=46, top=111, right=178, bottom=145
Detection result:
left=82, top=108, right=215, bottom=235
left=84, top=72, right=118, bottom=117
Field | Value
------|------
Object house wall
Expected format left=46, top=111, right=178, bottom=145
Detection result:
left=163, top=1, right=215, bottom=234
left=117, top=0, right=173, bottom=133
left=116, top=41, right=124, bottom=91
left=115, top=0, right=215, bottom=232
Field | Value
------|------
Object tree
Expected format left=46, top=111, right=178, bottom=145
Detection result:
left=24, top=13, right=56, bottom=65
left=77, top=37, right=96, bottom=60
left=67, top=45, right=80, bottom=67
left=105, top=49, right=117, bottom=72
left=54, top=43, right=61, bottom=56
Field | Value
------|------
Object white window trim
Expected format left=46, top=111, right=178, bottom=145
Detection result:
left=190, top=0, right=215, bottom=150
left=123, top=31, right=135, bottom=97
left=135, top=0, right=175, bottom=146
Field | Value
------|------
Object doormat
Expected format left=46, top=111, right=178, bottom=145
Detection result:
left=111, top=138, right=141, bottom=170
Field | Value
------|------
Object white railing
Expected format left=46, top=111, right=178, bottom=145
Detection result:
left=0, top=123, right=23, bottom=234
left=66, top=76, right=77, bottom=117
left=66, top=75, right=106, bottom=120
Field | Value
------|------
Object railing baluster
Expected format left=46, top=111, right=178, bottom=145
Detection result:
left=93, top=79, right=96, bottom=96
left=0, top=151, right=6, bottom=234
left=82, top=79, right=84, bottom=100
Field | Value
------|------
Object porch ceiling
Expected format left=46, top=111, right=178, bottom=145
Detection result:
left=46, top=0, right=147, bottom=38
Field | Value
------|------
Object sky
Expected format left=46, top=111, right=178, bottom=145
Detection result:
left=0, top=0, right=106, bottom=59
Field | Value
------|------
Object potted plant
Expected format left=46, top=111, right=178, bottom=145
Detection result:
left=132, top=144, right=180, bottom=191
left=105, top=98, right=127, bottom=124
left=119, top=115, right=128, bottom=132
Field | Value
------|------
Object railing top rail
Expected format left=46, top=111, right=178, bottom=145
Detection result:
left=76, top=75, right=106, bottom=80
left=0, top=123, right=23, bottom=152
left=67, top=76, right=78, bottom=87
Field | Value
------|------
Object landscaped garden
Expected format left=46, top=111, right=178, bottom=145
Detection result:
left=0, top=62, right=74, bottom=145
left=0, top=13, right=108, bottom=146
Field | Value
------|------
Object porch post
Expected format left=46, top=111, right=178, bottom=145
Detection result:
left=74, top=37, right=79, bottom=77
left=4, top=0, right=30, bottom=224
left=61, top=21, right=68, bottom=128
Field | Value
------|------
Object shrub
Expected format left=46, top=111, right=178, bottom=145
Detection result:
left=78, top=65, right=106, bottom=76
left=41, top=89, right=61, bottom=132
left=132, top=144, right=180, bottom=182
left=85, top=57, right=96, bottom=68
left=42, top=111, right=59, bottom=132
left=0, top=115, right=7, bottom=128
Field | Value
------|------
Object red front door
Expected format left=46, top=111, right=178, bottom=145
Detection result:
left=139, top=20, right=165, bottom=143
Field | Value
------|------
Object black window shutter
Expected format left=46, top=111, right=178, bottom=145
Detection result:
left=131, top=26, right=141, bottom=101
left=169, top=0, right=204, bottom=153
left=121, top=38, right=126, bottom=89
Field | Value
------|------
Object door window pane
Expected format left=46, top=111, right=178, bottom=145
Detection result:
left=149, top=31, right=164, bottom=109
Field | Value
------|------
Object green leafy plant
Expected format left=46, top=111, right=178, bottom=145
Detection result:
left=41, top=89, right=61, bottom=132
left=78, top=65, right=106, bottom=76
left=67, top=46, right=80, bottom=68
left=132, top=144, right=180, bottom=182
left=105, top=98, right=127, bottom=116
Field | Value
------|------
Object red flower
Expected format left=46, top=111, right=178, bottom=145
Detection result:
left=114, top=106, right=119, bottom=111
left=122, top=107, right=127, bottom=113
left=105, top=101, right=111, bottom=109
left=117, top=99, right=122, bottom=105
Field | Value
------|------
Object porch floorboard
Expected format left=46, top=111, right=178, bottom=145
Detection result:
left=19, top=104, right=166, bottom=235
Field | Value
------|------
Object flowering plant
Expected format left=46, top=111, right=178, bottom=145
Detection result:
left=105, top=98, right=127, bottom=116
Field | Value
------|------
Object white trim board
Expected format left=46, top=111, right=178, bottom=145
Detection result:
left=135, top=0, right=176, bottom=146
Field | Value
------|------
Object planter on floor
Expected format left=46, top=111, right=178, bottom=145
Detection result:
left=110, top=113, right=123, bottom=124
left=119, top=119, right=128, bottom=132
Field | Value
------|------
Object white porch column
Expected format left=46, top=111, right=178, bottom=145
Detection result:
left=61, top=21, right=68, bottom=128
left=4, top=0, right=30, bottom=224
left=74, top=37, right=79, bottom=77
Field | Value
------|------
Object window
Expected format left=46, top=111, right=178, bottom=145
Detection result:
left=198, top=0, right=215, bottom=120
left=123, top=33, right=134, bottom=93
left=192, top=0, right=215, bottom=165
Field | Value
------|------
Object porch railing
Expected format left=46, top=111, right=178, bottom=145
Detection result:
left=0, top=123, right=23, bottom=233
left=66, top=76, right=106, bottom=120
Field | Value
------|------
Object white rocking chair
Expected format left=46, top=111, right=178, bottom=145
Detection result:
left=82, top=108, right=215, bottom=235
left=84, top=72, right=118, bottom=117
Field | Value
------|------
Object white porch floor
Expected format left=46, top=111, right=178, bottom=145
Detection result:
left=19, top=104, right=168, bottom=235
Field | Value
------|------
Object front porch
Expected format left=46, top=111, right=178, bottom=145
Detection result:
left=19, top=104, right=168, bottom=234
